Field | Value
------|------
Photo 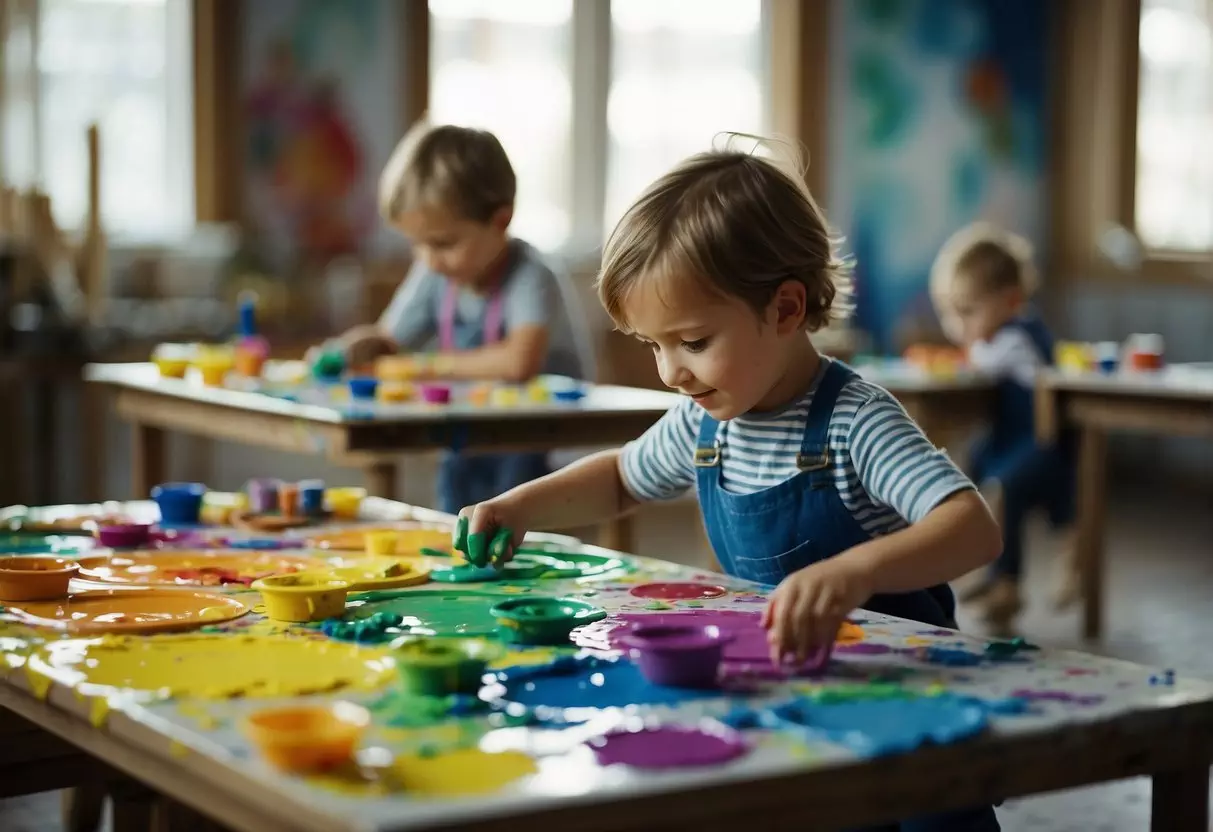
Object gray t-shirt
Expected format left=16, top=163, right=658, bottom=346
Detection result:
left=378, top=239, right=593, bottom=380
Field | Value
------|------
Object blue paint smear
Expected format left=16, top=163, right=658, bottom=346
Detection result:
left=494, top=656, right=723, bottom=709
left=744, top=695, right=1027, bottom=757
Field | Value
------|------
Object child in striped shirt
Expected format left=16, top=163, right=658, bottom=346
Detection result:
left=460, top=139, right=1003, bottom=831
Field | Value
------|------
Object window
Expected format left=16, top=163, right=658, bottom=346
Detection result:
left=428, top=0, right=574, bottom=253
left=1135, top=0, right=1213, bottom=252
left=605, top=0, right=765, bottom=233
left=428, top=0, right=769, bottom=255
left=1, top=0, right=194, bottom=241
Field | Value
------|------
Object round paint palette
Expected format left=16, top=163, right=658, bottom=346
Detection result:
left=324, top=557, right=432, bottom=591
left=74, top=550, right=326, bottom=588
left=302, top=526, right=452, bottom=556
left=6, top=589, right=250, bottom=634
left=345, top=589, right=513, bottom=638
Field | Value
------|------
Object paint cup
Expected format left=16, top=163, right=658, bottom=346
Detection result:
left=393, top=637, right=501, bottom=696
left=620, top=624, right=734, bottom=689
left=245, top=478, right=280, bottom=514
left=364, top=530, right=400, bottom=557
left=95, top=522, right=152, bottom=549
left=298, top=480, right=326, bottom=517
left=152, top=343, right=192, bottom=378
left=419, top=383, right=451, bottom=405
left=311, top=350, right=346, bottom=382
left=553, top=387, right=586, bottom=402
left=488, top=596, right=607, bottom=646
left=234, top=347, right=267, bottom=378
left=151, top=482, right=207, bottom=525
left=278, top=483, right=300, bottom=518
left=199, top=491, right=249, bottom=526
left=347, top=377, right=379, bottom=401
left=490, top=386, right=520, bottom=407
left=251, top=574, right=351, bottom=622
left=326, top=487, right=366, bottom=520
left=0, top=556, right=79, bottom=601
left=378, top=381, right=413, bottom=403
left=244, top=701, right=369, bottom=773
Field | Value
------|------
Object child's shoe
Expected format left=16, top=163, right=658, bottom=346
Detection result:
left=979, top=578, right=1021, bottom=634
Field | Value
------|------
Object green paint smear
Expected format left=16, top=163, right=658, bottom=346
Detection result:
left=807, top=683, right=916, bottom=704
left=347, top=589, right=512, bottom=638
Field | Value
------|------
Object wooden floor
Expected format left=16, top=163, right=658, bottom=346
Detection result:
left=3, top=483, right=1211, bottom=831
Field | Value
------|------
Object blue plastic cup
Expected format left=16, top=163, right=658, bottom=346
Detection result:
left=150, top=482, right=207, bottom=525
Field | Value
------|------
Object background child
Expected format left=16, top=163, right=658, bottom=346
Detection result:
left=335, top=121, right=594, bottom=513
left=461, top=140, right=1002, bottom=831
left=930, top=222, right=1077, bottom=634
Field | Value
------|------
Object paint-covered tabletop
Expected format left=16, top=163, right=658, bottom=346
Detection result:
left=85, top=362, right=681, bottom=425
left=2, top=500, right=1212, bottom=832
left=1039, top=364, right=1213, bottom=400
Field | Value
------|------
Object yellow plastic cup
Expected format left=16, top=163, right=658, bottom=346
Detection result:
left=326, top=487, right=367, bottom=519
left=245, top=701, right=369, bottom=773
left=365, top=530, right=400, bottom=557
left=251, top=573, right=351, bottom=622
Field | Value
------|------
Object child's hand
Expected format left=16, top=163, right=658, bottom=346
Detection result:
left=761, top=556, right=873, bottom=665
left=337, top=325, right=397, bottom=368
left=458, top=498, right=528, bottom=567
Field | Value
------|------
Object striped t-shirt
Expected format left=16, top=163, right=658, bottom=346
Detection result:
left=619, top=360, right=975, bottom=538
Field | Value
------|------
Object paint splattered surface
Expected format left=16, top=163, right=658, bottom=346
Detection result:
left=2, top=498, right=1212, bottom=832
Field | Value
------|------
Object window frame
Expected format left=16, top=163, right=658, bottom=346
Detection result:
left=1052, top=0, right=1213, bottom=285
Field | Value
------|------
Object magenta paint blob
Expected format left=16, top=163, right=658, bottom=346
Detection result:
left=629, top=582, right=727, bottom=600
left=834, top=642, right=896, bottom=656
left=589, top=724, right=749, bottom=769
left=573, top=610, right=833, bottom=678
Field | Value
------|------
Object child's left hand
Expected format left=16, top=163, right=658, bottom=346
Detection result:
left=761, top=556, right=873, bottom=665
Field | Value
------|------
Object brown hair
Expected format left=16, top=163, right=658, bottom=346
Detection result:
left=596, top=135, right=853, bottom=333
left=930, top=221, right=1039, bottom=299
left=378, top=120, right=516, bottom=224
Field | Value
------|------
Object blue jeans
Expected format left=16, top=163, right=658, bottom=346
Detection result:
left=973, top=436, right=1075, bottom=580
left=436, top=451, right=550, bottom=515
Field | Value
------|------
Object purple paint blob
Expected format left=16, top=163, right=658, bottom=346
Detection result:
left=1010, top=689, right=1105, bottom=706
left=573, top=611, right=832, bottom=677
left=589, top=725, right=749, bottom=769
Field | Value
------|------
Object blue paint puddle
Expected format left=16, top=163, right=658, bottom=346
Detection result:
left=491, top=655, right=724, bottom=709
left=721, top=694, right=1028, bottom=758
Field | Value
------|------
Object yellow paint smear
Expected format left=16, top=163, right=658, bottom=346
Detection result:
left=904, top=636, right=933, bottom=647
left=25, top=667, right=53, bottom=699
left=394, top=748, right=537, bottom=796
left=29, top=634, right=395, bottom=700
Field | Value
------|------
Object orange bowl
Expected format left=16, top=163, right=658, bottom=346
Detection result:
left=244, top=702, right=370, bottom=773
left=0, top=556, right=79, bottom=601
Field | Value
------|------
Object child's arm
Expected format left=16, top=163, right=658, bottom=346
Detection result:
left=429, top=325, right=548, bottom=383
left=463, top=449, right=639, bottom=548
left=463, top=398, right=700, bottom=553
left=765, top=391, right=1000, bottom=661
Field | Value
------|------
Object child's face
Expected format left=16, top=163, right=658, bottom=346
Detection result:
left=946, top=282, right=1023, bottom=347
left=622, top=276, right=803, bottom=420
left=395, top=204, right=511, bottom=288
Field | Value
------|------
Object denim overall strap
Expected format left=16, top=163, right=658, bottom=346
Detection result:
left=438, top=285, right=505, bottom=352
left=796, top=359, right=853, bottom=482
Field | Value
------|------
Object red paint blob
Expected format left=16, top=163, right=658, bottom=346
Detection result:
left=629, top=582, right=726, bottom=600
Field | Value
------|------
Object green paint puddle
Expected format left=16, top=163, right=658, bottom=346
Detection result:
left=346, top=589, right=513, bottom=638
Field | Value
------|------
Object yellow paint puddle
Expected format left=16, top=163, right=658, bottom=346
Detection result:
left=26, top=633, right=395, bottom=699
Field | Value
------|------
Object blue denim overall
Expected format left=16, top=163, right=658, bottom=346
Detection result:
left=435, top=264, right=548, bottom=514
left=971, top=317, right=1075, bottom=580
left=696, top=361, right=999, bottom=832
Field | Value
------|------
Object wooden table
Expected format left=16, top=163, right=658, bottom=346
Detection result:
left=85, top=362, right=681, bottom=551
left=1036, top=365, right=1213, bottom=640
left=1, top=498, right=1211, bottom=832
left=854, top=361, right=994, bottom=448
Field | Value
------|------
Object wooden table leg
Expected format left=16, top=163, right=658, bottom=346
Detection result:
left=80, top=380, right=107, bottom=502
left=1151, top=765, right=1209, bottom=831
left=61, top=785, right=107, bottom=832
left=131, top=422, right=167, bottom=500
left=598, top=513, right=635, bottom=554
left=364, top=461, right=398, bottom=500
left=1076, top=426, right=1108, bottom=640
left=109, top=775, right=157, bottom=832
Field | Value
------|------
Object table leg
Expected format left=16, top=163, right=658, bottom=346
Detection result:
left=598, top=513, right=635, bottom=554
left=364, top=461, right=398, bottom=500
left=1076, top=427, right=1108, bottom=640
left=61, top=785, right=107, bottom=832
left=109, top=776, right=156, bottom=832
left=131, top=422, right=167, bottom=500
left=1151, top=765, right=1209, bottom=831
left=80, top=380, right=107, bottom=502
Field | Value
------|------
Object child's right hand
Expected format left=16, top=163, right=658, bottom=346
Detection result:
left=338, top=325, right=397, bottom=367
left=458, top=499, right=528, bottom=567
